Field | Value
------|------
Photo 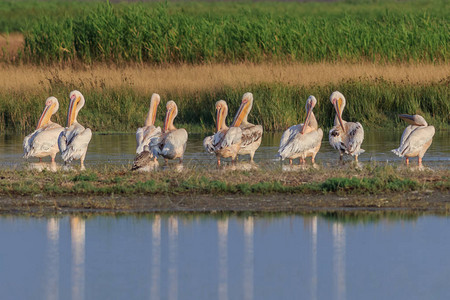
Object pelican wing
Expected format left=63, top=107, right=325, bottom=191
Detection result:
left=23, top=130, right=39, bottom=157
left=329, top=126, right=346, bottom=152
left=240, top=125, right=263, bottom=148
left=278, top=124, right=303, bottom=156
left=25, top=127, right=64, bottom=158
left=203, top=135, right=215, bottom=153
left=131, top=150, right=153, bottom=171
left=136, top=125, right=162, bottom=154
left=279, top=128, right=323, bottom=160
left=217, top=127, right=242, bottom=150
left=160, top=129, right=188, bottom=159
left=392, top=126, right=435, bottom=157
left=345, top=122, right=365, bottom=155
left=59, top=125, right=92, bottom=162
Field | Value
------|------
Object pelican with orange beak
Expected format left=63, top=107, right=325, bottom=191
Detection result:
left=136, top=93, right=162, bottom=157
left=23, top=96, right=64, bottom=162
left=58, top=90, right=92, bottom=169
left=153, top=100, right=188, bottom=163
left=328, top=91, right=364, bottom=162
left=278, top=95, right=323, bottom=164
left=203, top=100, right=242, bottom=166
left=230, top=92, right=263, bottom=162
left=391, top=114, right=435, bottom=166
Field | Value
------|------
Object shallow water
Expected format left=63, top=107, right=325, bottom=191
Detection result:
left=1, top=214, right=449, bottom=300
left=0, top=130, right=449, bottom=169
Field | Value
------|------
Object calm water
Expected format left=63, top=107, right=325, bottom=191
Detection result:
left=0, top=130, right=449, bottom=169
left=1, top=214, right=449, bottom=300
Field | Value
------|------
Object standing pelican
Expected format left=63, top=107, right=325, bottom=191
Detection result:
left=329, top=91, right=364, bottom=162
left=58, top=90, right=92, bottom=169
left=203, top=100, right=242, bottom=166
left=23, top=97, right=64, bottom=162
left=278, top=95, right=323, bottom=165
left=391, top=114, right=435, bottom=166
left=136, top=93, right=161, bottom=156
left=154, top=100, right=188, bottom=163
left=230, top=92, right=263, bottom=162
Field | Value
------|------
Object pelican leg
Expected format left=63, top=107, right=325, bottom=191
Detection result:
left=405, top=157, right=409, bottom=165
left=179, top=157, right=183, bottom=164
left=164, top=158, right=168, bottom=165
left=339, top=152, right=344, bottom=161
left=217, top=158, right=221, bottom=167
left=311, top=154, right=316, bottom=164
left=153, top=157, right=157, bottom=163
left=39, top=158, right=42, bottom=162
left=418, top=157, right=422, bottom=166
left=354, top=155, right=358, bottom=162
left=250, top=152, right=255, bottom=163
left=289, top=159, right=293, bottom=165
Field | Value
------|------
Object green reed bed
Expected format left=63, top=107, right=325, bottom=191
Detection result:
left=0, top=163, right=448, bottom=197
left=0, top=79, right=448, bottom=133
left=21, top=1, right=449, bottom=64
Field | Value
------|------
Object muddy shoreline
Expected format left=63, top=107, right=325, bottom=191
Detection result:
left=0, top=190, right=448, bottom=215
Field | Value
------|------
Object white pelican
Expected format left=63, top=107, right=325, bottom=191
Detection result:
left=203, top=100, right=242, bottom=166
left=230, top=92, right=263, bottom=162
left=278, top=95, right=323, bottom=165
left=58, top=90, right=92, bottom=169
left=23, top=96, right=64, bottom=162
left=329, top=91, right=364, bottom=162
left=153, top=100, right=188, bottom=163
left=136, top=93, right=161, bottom=156
left=391, top=114, right=435, bottom=166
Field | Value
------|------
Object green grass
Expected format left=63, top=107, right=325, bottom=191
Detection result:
left=15, top=0, right=449, bottom=64
left=0, top=79, right=448, bottom=133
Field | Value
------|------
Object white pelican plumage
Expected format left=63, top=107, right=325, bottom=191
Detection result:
left=136, top=93, right=162, bottom=155
left=328, top=91, right=364, bottom=162
left=203, top=100, right=242, bottom=166
left=23, top=96, right=64, bottom=162
left=58, top=90, right=92, bottom=169
left=230, top=92, right=263, bottom=162
left=391, top=114, right=435, bottom=166
left=278, top=95, right=323, bottom=165
left=153, top=100, right=188, bottom=163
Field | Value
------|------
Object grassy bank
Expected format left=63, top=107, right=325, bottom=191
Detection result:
left=0, top=77, right=448, bottom=133
left=0, top=164, right=448, bottom=197
left=15, top=1, right=449, bottom=64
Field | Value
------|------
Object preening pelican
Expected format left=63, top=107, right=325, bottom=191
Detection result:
left=136, top=93, right=162, bottom=156
left=58, top=90, right=92, bottom=169
left=230, top=92, right=263, bottom=162
left=391, top=114, right=435, bottom=166
left=278, top=95, right=323, bottom=165
left=203, top=100, right=242, bottom=166
left=23, top=97, right=64, bottom=162
left=329, top=91, right=364, bottom=162
left=153, top=100, right=188, bottom=163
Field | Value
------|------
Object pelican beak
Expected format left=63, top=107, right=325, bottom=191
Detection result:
left=151, top=99, right=160, bottom=125
left=300, top=103, right=313, bottom=134
left=67, top=95, right=80, bottom=127
left=333, top=98, right=346, bottom=133
left=36, top=103, right=55, bottom=129
left=231, top=99, right=249, bottom=127
left=216, top=106, right=223, bottom=132
left=164, top=107, right=174, bottom=132
left=398, top=114, right=416, bottom=125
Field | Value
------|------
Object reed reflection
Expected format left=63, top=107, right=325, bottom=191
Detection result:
left=333, top=223, right=346, bottom=300
left=150, top=215, right=161, bottom=300
left=71, top=217, right=85, bottom=300
left=218, top=218, right=229, bottom=300
left=168, top=216, right=178, bottom=300
left=45, top=218, right=59, bottom=300
left=243, top=217, right=254, bottom=300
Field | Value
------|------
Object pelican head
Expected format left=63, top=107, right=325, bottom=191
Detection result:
left=330, top=91, right=346, bottom=133
left=215, top=100, right=228, bottom=132
left=67, top=90, right=85, bottom=127
left=164, top=100, right=178, bottom=132
left=36, top=96, right=59, bottom=129
left=399, top=114, right=428, bottom=127
left=145, top=93, right=161, bottom=126
left=231, top=92, right=253, bottom=127
left=300, top=95, right=317, bottom=134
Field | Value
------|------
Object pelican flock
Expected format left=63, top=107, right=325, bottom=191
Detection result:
left=203, top=100, right=242, bottom=166
left=17, top=89, right=437, bottom=170
left=58, top=90, right=92, bottom=169
left=153, top=100, right=188, bottom=164
left=136, top=93, right=162, bottom=155
left=229, top=92, right=263, bottom=163
left=23, top=96, right=64, bottom=162
left=278, top=95, right=323, bottom=165
left=328, top=91, right=365, bottom=162
left=391, top=114, right=435, bottom=166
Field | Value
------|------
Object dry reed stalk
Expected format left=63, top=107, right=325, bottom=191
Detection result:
left=0, top=62, right=448, bottom=94
left=0, top=33, right=24, bottom=60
